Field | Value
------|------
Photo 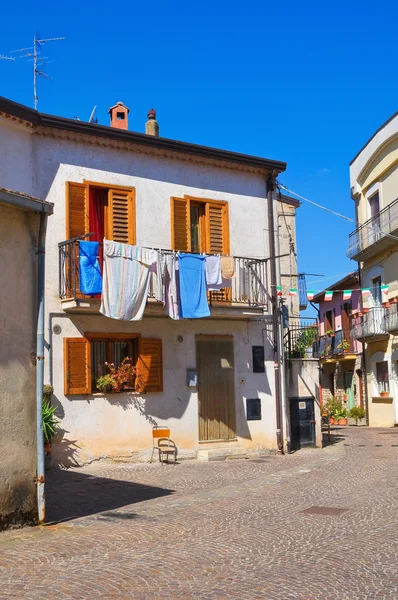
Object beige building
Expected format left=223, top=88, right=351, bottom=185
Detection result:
left=349, top=111, right=398, bottom=426
left=277, top=194, right=300, bottom=322
left=0, top=188, right=53, bottom=529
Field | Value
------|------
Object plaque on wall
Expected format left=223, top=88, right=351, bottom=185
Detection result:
left=252, top=346, right=265, bottom=373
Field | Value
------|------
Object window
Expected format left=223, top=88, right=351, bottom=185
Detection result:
left=376, top=361, right=389, bottom=394
left=371, top=276, right=382, bottom=305
left=91, top=336, right=139, bottom=391
left=171, top=196, right=229, bottom=254
left=369, top=191, right=380, bottom=219
left=116, top=112, right=125, bottom=120
left=325, top=310, right=334, bottom=333
left=66, top=182, right=136, bottom=245
left=64, top=335, right=163, bottom=395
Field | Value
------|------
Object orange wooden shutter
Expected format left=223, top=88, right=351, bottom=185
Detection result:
left=64, top=337, right=91, bottom=395
left=107, top=188, right=136, bottom=245
left=206, top=202, right=228, bottom=253
left=171, top=197, right=191, bottom=251
left=136, top=338, right=163, bottom=393
left=66, top=182, right=88, bottom=239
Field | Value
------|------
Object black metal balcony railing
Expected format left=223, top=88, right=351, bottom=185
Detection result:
left=347, top=197, right=398, bottom=258
left=285, top=323, right=319, bottom=359
left=351, top=307, right=388, bottom=340
left=318, top=329, right=355, bottom=359
left=59, top=238, right=269, bottom=308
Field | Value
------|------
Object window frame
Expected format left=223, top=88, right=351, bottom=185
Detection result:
left=86, top=333, right=141, bottom=393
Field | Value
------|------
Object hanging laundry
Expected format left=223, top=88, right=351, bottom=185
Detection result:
left=164, top=254, right=180, bottom=320
left=205, top=255, right=222, bottom=290
left=155, top=252, right=166, bottom=302
left=79, top=241, right=102, bottom=295
left=100, top=240, right=157, bottom=321
left=221, top=255, right=235, bottom=279
left=178, top=253, right=210, bottom=319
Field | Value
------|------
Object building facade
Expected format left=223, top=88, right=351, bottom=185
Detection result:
left=313, top=272, right=364, bottom=412
left=349, top=112, right=398, bottom=426
left=0, top=187, right=53, bottom=529
left=0, top=97, right=293, bottom=465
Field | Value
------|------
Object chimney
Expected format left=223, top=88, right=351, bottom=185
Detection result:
left=145, top=108, right=159, bottom=137
left=108, top=101, right=129, bottom=130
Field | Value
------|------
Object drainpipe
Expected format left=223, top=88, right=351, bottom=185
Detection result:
left=267, top=174, right=284, bottom=453
left=36, top=209, right=48, bottom=523
left=357, top=266, right=370, bottom=425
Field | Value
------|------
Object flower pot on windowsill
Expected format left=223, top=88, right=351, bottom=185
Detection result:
left=363, top=308, right=369, bottom=314
left=380, top=391, right=390, bottom=397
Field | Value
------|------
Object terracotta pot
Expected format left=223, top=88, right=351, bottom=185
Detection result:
left=380, top=391, right=390, bottom=397
left=329, top=417, right=335, bottom=425
left=338, top=418, right=347, bottom=426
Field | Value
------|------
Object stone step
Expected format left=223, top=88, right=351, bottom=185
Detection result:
left=197, top=448, right=249, bottom=462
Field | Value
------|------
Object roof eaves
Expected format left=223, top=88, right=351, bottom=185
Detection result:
left=350, top=110, right=398, bottom=166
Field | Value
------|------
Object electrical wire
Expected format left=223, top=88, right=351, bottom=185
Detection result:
left=277, top=182, right=398, bottom=242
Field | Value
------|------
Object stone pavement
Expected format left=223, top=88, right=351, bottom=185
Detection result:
left=1, top=427, right=398, bottom=599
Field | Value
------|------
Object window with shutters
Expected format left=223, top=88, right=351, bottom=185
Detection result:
left=66, top=181, right=136, bottom=245
left=170, top=196, right=229, bottom=254
left=64, top=335, right=163, bottom=395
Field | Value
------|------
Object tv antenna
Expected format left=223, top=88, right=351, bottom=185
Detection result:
left=11, top=35, right=65, bottom=110
left=0, top=55, right=15, bottom=61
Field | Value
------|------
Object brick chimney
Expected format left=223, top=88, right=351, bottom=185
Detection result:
left=145, top=108, right=159, bottom=137
left=108, top=101, right=129, bottom=130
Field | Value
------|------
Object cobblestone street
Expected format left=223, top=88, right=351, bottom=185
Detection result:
left=1, top=427, right=398, bottom=599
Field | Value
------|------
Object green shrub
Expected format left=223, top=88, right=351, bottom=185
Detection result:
left=348, top=406, right=366, bottom=425
left=42, top=400, right=58, bottom=444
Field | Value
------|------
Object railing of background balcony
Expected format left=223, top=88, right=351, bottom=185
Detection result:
left=385, top=303, right=398, bottom=333
left=351, top=307, right=388, bottom=340
left=347, top=197, right=398, bottom=258
left=318, top=329, right=355, bottom=358
left=58, top=237, right=269, bottom=308
left=285, top=322, right=319, bottom=359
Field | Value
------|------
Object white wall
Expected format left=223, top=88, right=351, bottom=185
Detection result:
left=0, top=120, right=33, bottom=195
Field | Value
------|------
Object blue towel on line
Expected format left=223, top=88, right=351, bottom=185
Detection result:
left=178, top=253, right=210, bottom=319
left=79, top=241, right=102, bottom=295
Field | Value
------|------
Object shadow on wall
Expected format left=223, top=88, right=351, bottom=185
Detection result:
left=45, top=470, right=174, bottom=523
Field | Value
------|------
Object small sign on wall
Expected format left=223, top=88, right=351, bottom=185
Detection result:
left=252, top=346, right=265, bottom=373
left=246, top=398, right=261, bottom=420
left=299, top=401, right=306, bottom=409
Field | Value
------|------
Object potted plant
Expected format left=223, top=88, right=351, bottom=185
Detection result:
left=42, top=397, right=58, bottom=469
left=348, top=406, right=366, bottom=425
left=337, top=407, right=347, bottom=426
left=325, top=329, right=334, bottom=337
left=96, top=374, right=117, bottom=393
left=380, top=390, right=390, bottom=398
left=337, top=339, right=350, bottom=353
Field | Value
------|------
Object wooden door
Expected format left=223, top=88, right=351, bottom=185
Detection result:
left=197, top=338, right=236, bottom=441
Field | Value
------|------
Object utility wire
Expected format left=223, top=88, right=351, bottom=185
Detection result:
left=278, top=183, right=398, bottom=242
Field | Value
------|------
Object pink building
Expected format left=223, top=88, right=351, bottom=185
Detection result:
left=313, top=272, right=364, bottom=411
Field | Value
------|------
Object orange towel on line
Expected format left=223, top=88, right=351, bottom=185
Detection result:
left=220, top=255, right=235, bottom=279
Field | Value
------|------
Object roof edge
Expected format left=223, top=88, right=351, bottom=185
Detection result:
left=350, top=110, right=398, bottom=166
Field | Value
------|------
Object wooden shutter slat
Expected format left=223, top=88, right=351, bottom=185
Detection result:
left=207, top=203, right=226, bottom=254
left=64, top=338, right=91, bottom=395
left=136, top=338, right=163, bottom=393
left=66, top=182, right=88, bottom=239
left=171, top=197, right=191, bottom=251
left=108, top=188, right=136, bottom=245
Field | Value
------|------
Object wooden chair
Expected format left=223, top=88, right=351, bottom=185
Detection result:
left=151, top=426, right=178, bottom=465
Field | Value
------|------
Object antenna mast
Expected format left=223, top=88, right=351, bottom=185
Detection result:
left=11, top=35, right=65, bottom=110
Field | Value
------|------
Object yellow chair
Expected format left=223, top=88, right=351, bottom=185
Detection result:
left=151, top=426, right=177, bottom=465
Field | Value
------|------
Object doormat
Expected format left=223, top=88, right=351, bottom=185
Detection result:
left=300, top=506, right=348, bottom=516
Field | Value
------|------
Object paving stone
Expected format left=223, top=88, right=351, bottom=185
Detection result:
left=0, top=427, right=398, bottom=598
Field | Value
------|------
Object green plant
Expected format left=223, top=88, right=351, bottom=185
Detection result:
left=337, top=339, right=349, bottom=351
left=43, top=384, right=54, bottom=400
left=42, top=400, right=58, bottom=444
left=323, top=397, right=343, bottom=418
left=96, top=374, right=117, bottom=393
left=336, top=407, right=347, bottom=420
left=324, top=329, right=334, bottom=336
left=348, top=406, right=366, bottom=425
left=292, top=326, right=318, bottom=358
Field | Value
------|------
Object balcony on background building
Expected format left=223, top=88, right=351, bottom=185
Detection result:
left=285, top=320, right=319, bottom=359
left=385, top=303, right=398, bottom=334
left=318, top=329, right=357, bottom=362
left=347, top=197, right=398, bottom=260
left=351, top=307, right=389, bottom=341
left=58, top=238, right=269, bottom=319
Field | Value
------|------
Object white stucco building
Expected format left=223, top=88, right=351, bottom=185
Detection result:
left=0, top=97, right=293, bottom=465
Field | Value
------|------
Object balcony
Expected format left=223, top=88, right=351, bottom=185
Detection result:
left=385, top=303, right=398, bottom=334
left=351, top=307, right=389, bottom=341
left=59, top=238, right=269, bottom=319
left=347, top=197, right=398, bottom=260
left=318, top=329, right=357, bottom=361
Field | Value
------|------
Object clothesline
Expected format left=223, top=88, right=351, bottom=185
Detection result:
left=78, top=239, right=237, bottom=322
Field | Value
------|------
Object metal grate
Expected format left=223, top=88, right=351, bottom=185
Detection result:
left=301, top=506, right=348, bottom=516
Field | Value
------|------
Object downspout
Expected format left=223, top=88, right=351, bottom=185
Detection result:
left=267, top=174, right=284, bottom=453
left=36, top=208, right=48, bottom=523
left=357, top=266, right=369, bottom=426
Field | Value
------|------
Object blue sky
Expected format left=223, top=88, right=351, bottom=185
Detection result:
left=1, top=0, right=397, bottom=311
